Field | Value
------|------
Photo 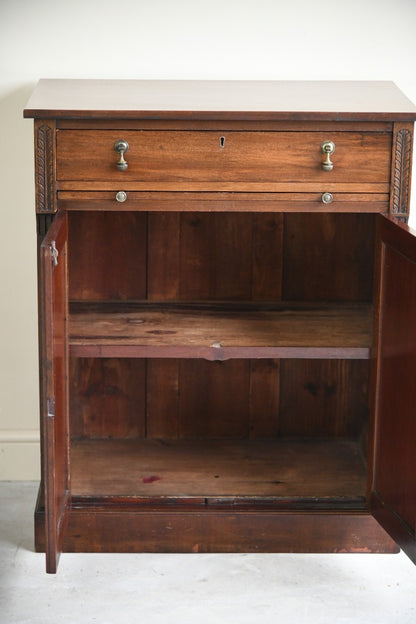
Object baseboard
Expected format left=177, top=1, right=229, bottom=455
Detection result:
left=0, top=430, right=40, bottom=480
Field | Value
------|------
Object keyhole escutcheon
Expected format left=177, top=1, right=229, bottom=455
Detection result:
left=219, top=136, right=226, bottom=149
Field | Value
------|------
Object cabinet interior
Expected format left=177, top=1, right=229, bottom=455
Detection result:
left=67, top=211, right=375, bottom=508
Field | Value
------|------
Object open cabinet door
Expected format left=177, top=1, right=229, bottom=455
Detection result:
left=372, top=214, right=416, bottom=564
left=40, top=211, right=70, bottom=573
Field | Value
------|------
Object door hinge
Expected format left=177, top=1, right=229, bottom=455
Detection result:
left=51, top=241, right=59, bottom=267
left=47, top=397, right=55, bottom=419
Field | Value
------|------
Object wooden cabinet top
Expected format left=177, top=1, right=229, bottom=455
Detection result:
left=24, top=79, right=416, bottom=121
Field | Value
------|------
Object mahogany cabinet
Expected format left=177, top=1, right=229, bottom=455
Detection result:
left=24, top=80, right=416, bottom=572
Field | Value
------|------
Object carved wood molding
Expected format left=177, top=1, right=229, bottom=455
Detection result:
left=35, top=123, right=55, bottom=213
left=391, top=127, right=412, bottom=216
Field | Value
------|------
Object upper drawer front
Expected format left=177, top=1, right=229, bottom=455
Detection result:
left=56, top=130, right=392, bottom=188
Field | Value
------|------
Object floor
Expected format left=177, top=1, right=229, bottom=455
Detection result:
left=1, top=482, right=415, bottom=624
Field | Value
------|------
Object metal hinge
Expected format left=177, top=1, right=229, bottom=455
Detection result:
left=51, top=241, right=59, bottom=266
left=47, top=397, right=55, bottom=419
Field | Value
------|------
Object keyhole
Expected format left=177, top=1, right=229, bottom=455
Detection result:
left=219, top=136, right=226, bottom=148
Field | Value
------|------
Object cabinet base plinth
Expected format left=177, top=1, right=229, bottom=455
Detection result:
left=34, top=496, right=398, bottom=555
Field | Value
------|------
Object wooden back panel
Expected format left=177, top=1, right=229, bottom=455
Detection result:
left=68, top=212, right=374, bottom=303
left=68, top=211, right=374, bottom=443
left=70, top=355, right=368, bottom=441
left=283, top=214, right=375, bottom=301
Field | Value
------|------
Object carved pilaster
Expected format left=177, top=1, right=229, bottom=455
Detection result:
left=390, top=123, right=413, bottom=220
left=35, top=120, right=56, bottom=213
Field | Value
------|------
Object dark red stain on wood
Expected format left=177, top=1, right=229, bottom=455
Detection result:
left=142, top=475, right=161, bottom=484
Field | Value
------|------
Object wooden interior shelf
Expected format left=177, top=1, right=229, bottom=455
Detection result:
left=69, top=302, right=372, bottom=359
left=70, top=437, right=367, bottom=504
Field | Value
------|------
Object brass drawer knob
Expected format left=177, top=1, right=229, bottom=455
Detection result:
left=321, top=192, right=333, bottom=204
left=114, top=139, right=129, bottom=171
left=321, top=141, right=335, bottom=171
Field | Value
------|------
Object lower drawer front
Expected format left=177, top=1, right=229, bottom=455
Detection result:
left=56, top=130, right=392, bottom=190
left=58, top=191, right=389, bottom=213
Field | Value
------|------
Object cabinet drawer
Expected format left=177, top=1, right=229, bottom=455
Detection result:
left=58, top=190, right=389, bottom=213
left=56, top=130, right=392, bottom=191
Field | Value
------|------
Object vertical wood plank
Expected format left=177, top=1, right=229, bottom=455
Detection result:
left=179, top=213, right=253, bottom=300
left=279, top=359, right=369, bottom=437
left=146, top=359, right=284, bottom=440
left=282, top=214, right=374, bottom=301
left=70, top=359, right=146, bottom=438
left=179, top=360, right=251, bottom=438
left=252, top=213, right=283, bottom=300
left=249, top=360, right=280, bottom=438
left=146, top=359, right=180, bottom=438
left=68, top=212, right=147, bottom=301
left=147, top=213, right=180, bottom=300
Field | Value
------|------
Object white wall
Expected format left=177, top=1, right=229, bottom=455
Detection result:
left=1, top=0, right=416, bottom=479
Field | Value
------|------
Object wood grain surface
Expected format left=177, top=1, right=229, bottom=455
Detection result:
left=70, top=438, right=367, bottom=499
left=24, top=80, right=416, bottom=120
left=56, top=130, right=391, bottom=190
left=69, top=302, right=372, bottom=359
